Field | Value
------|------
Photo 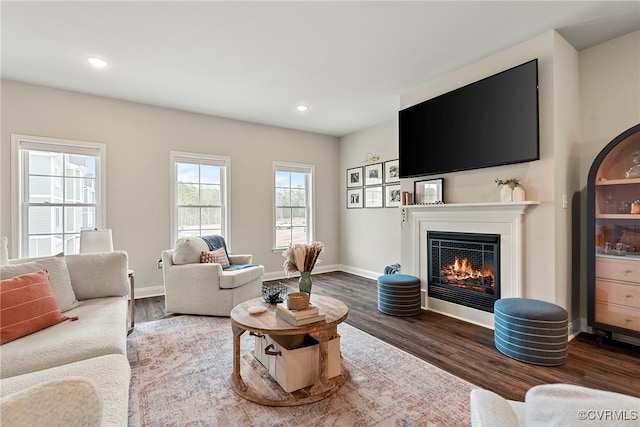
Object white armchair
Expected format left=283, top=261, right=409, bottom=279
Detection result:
left=470, top=384, right=640, bottom=427
left=161, top=236, right=264, bottom=316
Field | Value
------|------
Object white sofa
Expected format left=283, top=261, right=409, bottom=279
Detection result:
left=0, top=251, right=131, bottom=426
left=162, top=236, right=264, bottom=316
left=470, top=383, right=640, bottom=427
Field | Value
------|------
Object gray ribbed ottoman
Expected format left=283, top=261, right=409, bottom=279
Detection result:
left=494, top=298, right=568, bottom=366
left=377, top=274, right=421, bottom=316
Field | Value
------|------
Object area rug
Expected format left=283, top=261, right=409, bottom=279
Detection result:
left=127, top=316, right=476, bottom=426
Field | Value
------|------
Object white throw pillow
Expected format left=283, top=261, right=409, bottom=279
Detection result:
left=172, top=236, right=209, bottom=265
left=0, top=237, right=8, bottom=266
left=0, top=254, right=80, bottom=312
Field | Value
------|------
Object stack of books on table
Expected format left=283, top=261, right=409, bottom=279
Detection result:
left=276, top=303, right=326, bottom=326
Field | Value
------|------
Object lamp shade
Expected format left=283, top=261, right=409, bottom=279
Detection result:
left=80, top=229, right=113, bottom=254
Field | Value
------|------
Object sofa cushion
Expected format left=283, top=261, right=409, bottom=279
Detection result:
left=201, top=248, right=230, bottom=268
left=65, top=251, right=129, bottom=300
left=0, top=270, right=72, bottom=345
left=0, top=377, right=102, bottom=427
left=0, top=297, right=127, bottom=379
left=172, top=236, right=209, bottom=265
left=1, top=254, right=79, bottom=312
left=1, top=354, right=130, bottom=427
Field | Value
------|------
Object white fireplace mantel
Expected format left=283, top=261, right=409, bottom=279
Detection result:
left=402, top=201, right=539, bottom=328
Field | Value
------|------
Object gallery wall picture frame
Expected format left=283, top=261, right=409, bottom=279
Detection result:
left=364, top=186, right=384, bottom=208
left=383, top=159, right=400, bottom=183
left=384, top=184, right=402, bottom=207
left=347, top=166, right=363, bottom=188
left=364, top=163, right=383, bottom=186
left=414, top=178, right=444, bottom=204
left=347, top=188, right=363, bottom=208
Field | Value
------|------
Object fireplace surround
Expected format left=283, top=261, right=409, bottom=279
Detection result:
left=401, top=202, right=538, bottom=328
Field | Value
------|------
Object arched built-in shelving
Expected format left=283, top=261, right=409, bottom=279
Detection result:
left=587, top=124, right=640, bottom=345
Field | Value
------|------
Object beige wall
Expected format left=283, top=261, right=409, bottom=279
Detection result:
left=338, top=120, right=400, bottom=278
left=0, top=80, right=340, bottom=296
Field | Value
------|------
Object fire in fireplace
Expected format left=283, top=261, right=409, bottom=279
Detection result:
left=428, top=231, right=500, bottom=313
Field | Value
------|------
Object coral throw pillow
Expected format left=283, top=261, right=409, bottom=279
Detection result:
left=1, top=270, right=71, bottom=345
left=201, top=248, right=230, bottom=268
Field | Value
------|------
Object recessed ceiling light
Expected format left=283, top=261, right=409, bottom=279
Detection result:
left=296, top=105, right=309, bottom=112
left=87, top=57, right=108, bottom=68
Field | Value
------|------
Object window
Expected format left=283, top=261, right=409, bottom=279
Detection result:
left=171, top=152, right=229, bottom=244
left=11, top=134, right=106, bottom=257
left=274, top=162, right=313, bottom=249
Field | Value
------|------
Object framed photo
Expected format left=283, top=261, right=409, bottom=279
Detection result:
left=383, top=159, right=400, bottom=183
left=364, top=186, right=383, bottom=208
left=384, top=184, right=402, bottom=207
left=347, top=188, right=363, bottom=208
left=364, top=163, right=383, bottom=186
left=346, top=167, right=363, bottom=188
left=414, top=178, right=444, bottom=204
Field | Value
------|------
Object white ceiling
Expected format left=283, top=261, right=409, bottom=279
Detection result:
left=2, top=1, right=639, bottom=137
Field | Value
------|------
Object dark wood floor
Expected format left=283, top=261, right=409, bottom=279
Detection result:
left=134, top=271, right=640, bottom=401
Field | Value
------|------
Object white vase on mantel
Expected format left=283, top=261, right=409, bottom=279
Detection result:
left=500, top=185, right=513, bottom=202
left=512, top=186, right=525, bottom=202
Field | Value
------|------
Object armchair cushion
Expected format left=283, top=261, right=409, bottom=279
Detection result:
left=172, top=236, right=209, bottom=265
left=470, top=388, right=522, bottom=427
left=525, top=384, right=640, bottom=427
left=219, top=265, right=265, bottom=289
left=470, top=384, right=640, bottom=427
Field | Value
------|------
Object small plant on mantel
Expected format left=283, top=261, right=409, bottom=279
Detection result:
left=495, top=178, right=520, bottom=188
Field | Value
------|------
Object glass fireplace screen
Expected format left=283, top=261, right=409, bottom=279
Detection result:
left=428, top=231, right=500, bottom=312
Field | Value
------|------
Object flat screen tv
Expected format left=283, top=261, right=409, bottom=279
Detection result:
left=399, top=59, right=539, bottom=178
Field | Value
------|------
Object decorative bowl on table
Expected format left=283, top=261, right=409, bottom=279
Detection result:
left=262, top=282, right=287, bottom=304
left=286, top=292, right=310, bottom=310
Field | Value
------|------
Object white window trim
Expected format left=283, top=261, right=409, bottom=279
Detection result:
left=272, top=161, right=315, bottom=251
left=169, top=151, right=231, bottom=247
left=11, top=134, right=107, bottom=258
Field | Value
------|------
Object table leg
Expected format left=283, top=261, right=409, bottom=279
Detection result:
left=231, top=323, right=247, bottom=392
left=308, top=328, right=337, bottom=396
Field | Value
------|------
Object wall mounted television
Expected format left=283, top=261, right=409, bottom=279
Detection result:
left=399, top=59, right=539, bottom=178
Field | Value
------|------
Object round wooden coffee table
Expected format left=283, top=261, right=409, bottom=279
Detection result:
left=230, top=295, right=348, bottom=406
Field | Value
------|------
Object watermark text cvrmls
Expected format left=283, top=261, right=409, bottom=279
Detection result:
left=577, top=410, right=638, bottom=421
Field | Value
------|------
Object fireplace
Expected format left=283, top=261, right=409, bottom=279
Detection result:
left=401, top=202, right=535, bottom=328
left=428, top=231, right=500, bottom=313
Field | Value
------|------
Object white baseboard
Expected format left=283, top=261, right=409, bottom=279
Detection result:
left=134, top=285, right=165, bottom=299
left=262, top=264, right=381, bottom=282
